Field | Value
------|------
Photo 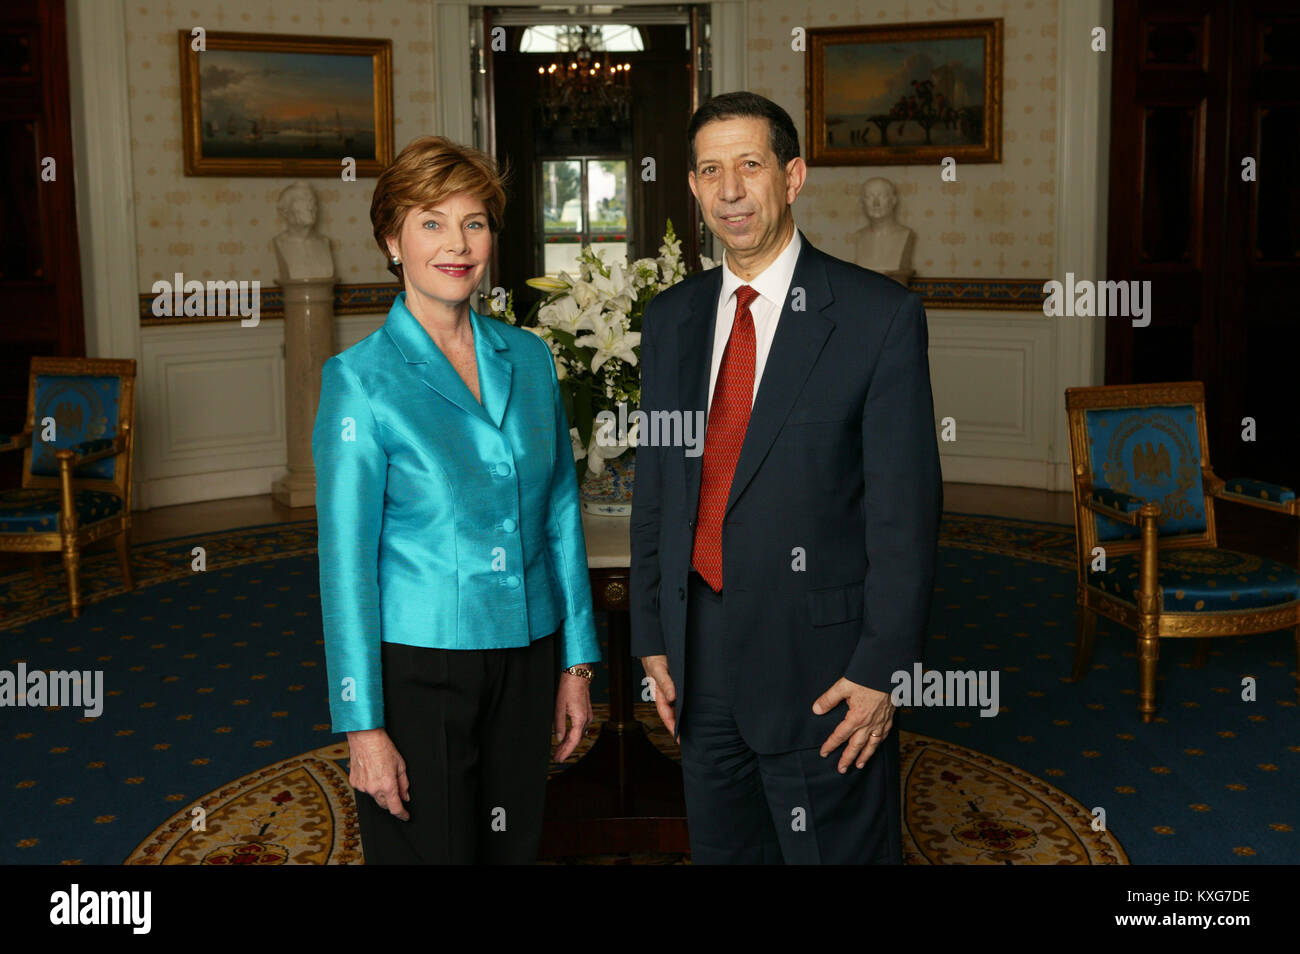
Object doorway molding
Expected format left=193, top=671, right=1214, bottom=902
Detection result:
left=433, top=1, right=744, bottom=148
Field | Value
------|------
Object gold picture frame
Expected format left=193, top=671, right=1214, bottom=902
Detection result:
left=179, top=30, right=393, bottom=177
left=806, top=19, right=1003, bottom=166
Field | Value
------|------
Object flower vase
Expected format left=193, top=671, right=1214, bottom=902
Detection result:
left=579, top=451, right=636, bottom=516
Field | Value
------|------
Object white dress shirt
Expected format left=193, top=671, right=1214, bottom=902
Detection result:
left=706, top=227, right=803, bottom=411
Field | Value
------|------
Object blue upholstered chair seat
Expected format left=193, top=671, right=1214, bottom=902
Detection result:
left=1088, top=548, right=1300, bottom=612
left=0, top=489, right=123, bottom=533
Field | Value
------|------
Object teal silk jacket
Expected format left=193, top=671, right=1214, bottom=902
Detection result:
left=313, top=292, right=601, bottom=733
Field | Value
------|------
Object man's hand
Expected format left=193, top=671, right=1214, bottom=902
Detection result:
left=553, top=668, right=595, bottom=763
left=347, top=727, right=411, bottom=820
left=640, top=654, right=677, bottom=736
left=812, top=677, right=895, bottom=773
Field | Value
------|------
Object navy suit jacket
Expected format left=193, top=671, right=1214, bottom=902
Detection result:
left=628, top=231, right=943, bottom=754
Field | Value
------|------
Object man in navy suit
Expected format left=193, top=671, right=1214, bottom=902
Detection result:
left=629, top=92, right=942, bottom=864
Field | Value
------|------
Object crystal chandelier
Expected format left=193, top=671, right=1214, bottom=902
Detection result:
left=536, top=26, right=632, bottom=129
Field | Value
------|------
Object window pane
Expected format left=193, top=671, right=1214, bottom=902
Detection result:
left=588, top=159, right=628, bottom=232
left=543, top=239, right=586, bottom=277
left=520, top=24, right=644, bottom=53
left=587, top=239, right=628, bottom=265
left=541, top=160, right=583, bottom=232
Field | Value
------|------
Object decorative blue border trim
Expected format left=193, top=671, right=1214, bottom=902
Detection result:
left=139, top=283, right=402, bottom=325
left=139, top=277, right=1050, bottom=323
left=911, top=278, right=1047, bottom=310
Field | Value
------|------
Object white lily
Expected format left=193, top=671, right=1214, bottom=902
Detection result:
left=590, top=260, right=629, bottom=299
left=575, top=310, right=641, bottom=373
left=526, top=274, right=569, bottom=293
left=585, top=428, right=631, bottom=476
left=537, top=296, right=584, bottom=335
left=570, top=278, right=603, bottom=311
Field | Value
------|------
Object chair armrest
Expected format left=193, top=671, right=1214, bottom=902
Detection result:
left=1082, top=487, right=1145, bottom=526
left=55, top=435, right=127, bottom=468
left=0, top=432, right=32, bottom=454
left=1207, top=471, right=1300, bottom=516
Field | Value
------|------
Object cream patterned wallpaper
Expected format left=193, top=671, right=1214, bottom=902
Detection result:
left=124, top=0, right=436, bottom=293
left=748, top=0, right=1058, bottom=277
left=124, top=0, right=1055, bottom=296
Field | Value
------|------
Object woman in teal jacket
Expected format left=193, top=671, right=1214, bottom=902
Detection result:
left=313, top=135, right=600, bottom=863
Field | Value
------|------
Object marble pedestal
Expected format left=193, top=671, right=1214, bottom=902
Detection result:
left=273, top=276, right=336, bottom=508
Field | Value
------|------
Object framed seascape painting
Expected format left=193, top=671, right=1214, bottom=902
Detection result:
left=806, top=19, right=1003, bottom=166
left=179, top=31, right=393, bottom=177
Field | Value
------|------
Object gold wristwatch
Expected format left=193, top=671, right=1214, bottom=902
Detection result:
left=564, top=665, right=595, bottom=680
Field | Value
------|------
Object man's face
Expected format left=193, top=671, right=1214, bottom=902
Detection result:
left=863, top=180, right=896, bottom=221
left=688, top=116, right=804, bottom=265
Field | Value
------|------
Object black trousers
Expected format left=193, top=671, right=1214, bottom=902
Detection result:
left=680, top=570, right=903, bottom=864
left=354, top=634, right=555, bottom=864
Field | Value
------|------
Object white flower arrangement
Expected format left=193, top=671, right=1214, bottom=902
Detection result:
left=492, top=220, right=716, bottom=478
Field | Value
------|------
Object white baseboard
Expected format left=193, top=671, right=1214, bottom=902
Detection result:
left=940, top=453, right=1074, bottom=492
left=135, top=466, right=291, bottom=511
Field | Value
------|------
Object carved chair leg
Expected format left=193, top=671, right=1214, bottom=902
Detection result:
left=1072, top=606, right=1096, bottom=682
left=1192, top=638, right=1210, bottom=668
left=1135, top=504, right=1161, bottom=722
left=115, top=532, right=135, bottom=590
left=62, top=543, right=81, bottom=619
left=1137, top=634, right=1159, bottom=723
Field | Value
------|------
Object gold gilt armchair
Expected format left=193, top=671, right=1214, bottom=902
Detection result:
left=0, top=357, right=137, bottom=617
left=1064, top=382, right=1300, bottom=721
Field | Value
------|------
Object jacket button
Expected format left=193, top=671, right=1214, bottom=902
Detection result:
left=679, top=587, right=685, bottom=601
left=501, top=518, right=517, bottom=532
left=504, top=575, right=519, bottom=588
left=495, top=461, right=512, bottom=477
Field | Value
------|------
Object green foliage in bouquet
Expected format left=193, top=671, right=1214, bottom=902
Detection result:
left=490, top=220, right=712, bottom=483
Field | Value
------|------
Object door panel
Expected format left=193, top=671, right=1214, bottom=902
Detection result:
left=1107, top=0, right=1299, bottom=488
left=0, top=0, right=85, bottom=488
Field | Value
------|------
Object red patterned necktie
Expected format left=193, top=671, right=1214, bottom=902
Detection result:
left=691, top=284, right=759, bottom=592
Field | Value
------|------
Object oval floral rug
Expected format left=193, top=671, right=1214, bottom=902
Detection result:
left=125, top=704, right=1127, bottom=865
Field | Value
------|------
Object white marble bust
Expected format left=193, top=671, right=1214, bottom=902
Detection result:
left=850, top=177, right=915, bottom=285
left=273, top=181, right=336, bottom=282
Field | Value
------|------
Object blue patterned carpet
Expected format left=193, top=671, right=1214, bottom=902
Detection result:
left=1, top=513, right=1295, bottom=864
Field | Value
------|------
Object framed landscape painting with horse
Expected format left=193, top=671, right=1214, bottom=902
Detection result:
left=806, top=19, right=1003, bottom=166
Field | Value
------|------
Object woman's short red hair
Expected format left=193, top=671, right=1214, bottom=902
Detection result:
left=370, top=135, right=509, bottom=281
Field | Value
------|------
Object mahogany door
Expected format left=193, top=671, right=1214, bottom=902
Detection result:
left=1106, top=0, right=1300, bottom=487
left=0, top=0, right=85, bottom=485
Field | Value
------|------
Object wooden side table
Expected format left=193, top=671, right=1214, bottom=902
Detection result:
left=539, top=511, right=689, bottom=858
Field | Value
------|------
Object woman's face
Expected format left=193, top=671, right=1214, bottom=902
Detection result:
left=386, top=192, right=491, bottom=313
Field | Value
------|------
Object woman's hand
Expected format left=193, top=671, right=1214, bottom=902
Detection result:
left=347, top=727, right=411, bottom=821
left=553, top=668, right=595, bottom=763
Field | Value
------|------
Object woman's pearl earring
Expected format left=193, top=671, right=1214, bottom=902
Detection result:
left=392, top=256, right=400, bottom=264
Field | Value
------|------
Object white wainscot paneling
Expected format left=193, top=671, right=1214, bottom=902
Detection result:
left=927, top=311, right=1057, bottom=490
left=136, top=323, right=286, bottom=509
left=133, top=313, right=388, bottom=509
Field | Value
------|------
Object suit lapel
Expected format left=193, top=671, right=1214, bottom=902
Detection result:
left=677, top=235, right=836, bottom=517
left=724, top=242, right=834, bottom=515
left=470, top=309, right=512, bottom=429
left=386, top=295, right=511, bottom=430
left=679, top=264, right=724, bottom=514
